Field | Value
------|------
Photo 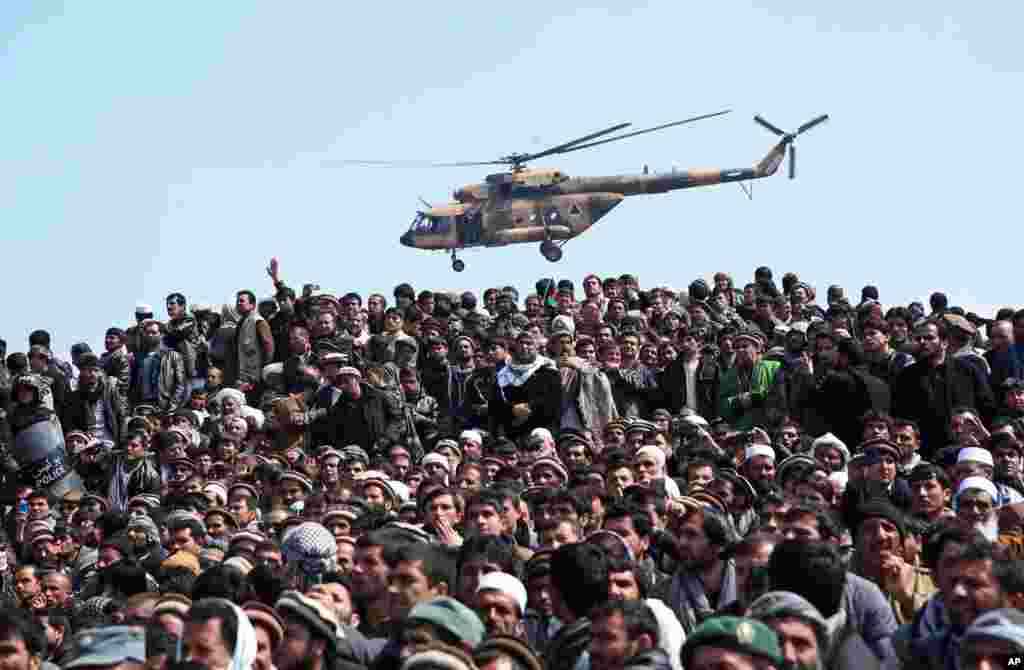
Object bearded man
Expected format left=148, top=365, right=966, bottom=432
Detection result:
left=491, top=332, right=561, bottom=441
left=718, top=328, right=780, bottom=431
left=550, top=330, right=618, bottom=448
left=66, top=353, right=127, bottom=449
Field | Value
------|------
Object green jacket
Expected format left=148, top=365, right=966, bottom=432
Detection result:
left=717, top=359, right=780, bottom=430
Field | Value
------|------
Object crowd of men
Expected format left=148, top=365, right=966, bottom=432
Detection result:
left=0, top=258, right=1023, bottom=670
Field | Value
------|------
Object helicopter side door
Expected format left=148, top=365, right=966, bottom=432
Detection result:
left=457, top=207, right=483, bottom=246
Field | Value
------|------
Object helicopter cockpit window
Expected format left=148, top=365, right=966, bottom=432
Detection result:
left=412, top=214, right=451, bottom=234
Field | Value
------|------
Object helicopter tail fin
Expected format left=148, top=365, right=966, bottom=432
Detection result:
left=754, top=139, right=788, bottom=178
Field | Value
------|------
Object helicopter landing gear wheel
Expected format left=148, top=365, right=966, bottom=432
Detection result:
left=452, top=259, right=465, bottom=272
left=540, top=240, right=563, bottom=263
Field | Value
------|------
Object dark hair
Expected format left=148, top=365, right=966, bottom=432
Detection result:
left=861, top=317, right=889, bottom=335
left=385, top=543, right=455, bottom=591
left=783, top=502, right=842, bottom=541
left=159, top=566, right=197, bottom=596
left=603, top=502, right=653, bottom=539
left=466, top=490, right=504, bottom=516
left=101, top=562, right=150, bottom=597
left=893, top=418, right=920, bottom=437
left=994, top=557, right=1024, bottom=595
left=97, top=511, right=130, bottom=540
left=28, top=330, right=51, bottom=347
left=191, top=564, right=249, bottom=602
left=683, top=505, right=732, bottom=548
left=606, top=558, right=650, bottom=599
left=0, top=611, right=45, bottom=657
left=885, top=306, right=911, bottom=324
left=188, top=599, right=239, bottom=655
left=168, top=516, right=206, bottom=540
left=907, top=464, right=952, bottom=490
left=236, top=290, right=257, bottom=305
left=550, top=542, right=610, bottom=618
left=589, top=598, right=659, bottom=643
left=457, top=536, right=520, bottom=579
left=957, top=539, right=1005, bottom=565
left=769, top=540, right=846, bottom=617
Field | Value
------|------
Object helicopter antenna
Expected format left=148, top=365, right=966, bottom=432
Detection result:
left=418, top=196, right=432, bottom=209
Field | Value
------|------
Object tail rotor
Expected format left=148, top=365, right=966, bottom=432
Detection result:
left=754, top=114, right=829, bottom=179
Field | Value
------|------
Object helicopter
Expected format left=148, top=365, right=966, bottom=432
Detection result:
left=341, top=111, right=828, bottom=272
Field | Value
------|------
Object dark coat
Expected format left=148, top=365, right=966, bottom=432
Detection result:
left=490, top=365, right=562, bottom=441
left=657, top=354, right=719, bottom=418
left=319, top=383, right=406, bottom=456
left=892, top=356, right=996, bottom=458
left=797, top=365, right=891, bottom=449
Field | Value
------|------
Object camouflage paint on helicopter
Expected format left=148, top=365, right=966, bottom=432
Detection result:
left=348, top=111, right=827, bottom=271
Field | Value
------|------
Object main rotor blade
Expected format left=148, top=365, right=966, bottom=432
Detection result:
left=789, top=144, right=796, bottom=179
left=324, top=158, right=507, bottom=168
left=797, top=114, right=829, bottom=135
left=553, top=109, right=732, bottom=155
left=516, top=122, right=632, bottom=163
left=754, top=115, right=786, bottom=136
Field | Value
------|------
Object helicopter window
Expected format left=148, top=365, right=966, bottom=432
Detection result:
left=414, top=215, right=451, bottom=234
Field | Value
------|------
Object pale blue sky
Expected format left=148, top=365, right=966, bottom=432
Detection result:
left=3, top=2, right=1021, bottom=355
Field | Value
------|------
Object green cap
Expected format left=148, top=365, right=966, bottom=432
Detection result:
left=680, top=616, right=783, bottom=668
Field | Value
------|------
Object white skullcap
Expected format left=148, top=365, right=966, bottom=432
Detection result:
left=389, top=480, right=411, bottom=503
left=530, top=427, right=553, bottom=443
left=477, top=571, right=528, bottom=615
left=421, top=452, right=452, bottom=473
left=135, top=303, right=154, bottom=314
left=958, top=447, right=994, bottom=467
left=828, top=471, right=849, bottom=493
left=636, top=445, right=666, bottom=471
left=744, top=444, right=776, bottom=463
left=956, top=476, right=999, bottom=507
left=459, top=430, right=483, bottom=445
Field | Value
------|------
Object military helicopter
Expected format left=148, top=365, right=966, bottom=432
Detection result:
left=341, top=111, right=828, bottom=272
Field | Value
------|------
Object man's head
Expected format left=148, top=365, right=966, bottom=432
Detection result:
left=385, top=543, right=454, bottom=620
left=184, top=598, right=244, bottom=670
left=464, top=491, right=505, bottom=538
left=274, top=591, right=341, bottom=670
left=588, top=599, right=660, bottom=670
left=549, top=542, right=610, bottom=623
left=947, top=541, right=1010, bottom=631
left=0, top=610, right=45, bottom=670
left=747, top=591, right=829, bottom=670
left=959, top=608, right=1024, bottom=670
left=912, top=320, right=948, bottom=364
left=674, top=506, right=731, bottom=572
left=681, top=616, right=784, bottom=670
left=768, top=540, right=846, bottom=618
left=475, top=571, right=527, bottom=637
left=956, top=477, right=1000, bottom=540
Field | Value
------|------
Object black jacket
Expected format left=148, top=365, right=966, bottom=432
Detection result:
left=797, top=365, right=891, bottom=449
left=657, top=354, right=719, bottom=419
left=892, top=356, right=996, bottom=458
left=490, top=365, right=562, bottom=441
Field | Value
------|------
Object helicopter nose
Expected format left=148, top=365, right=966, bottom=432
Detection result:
left=590, top=193, right=624, bottom=223
left=400, top=231, right=415, bottom=247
